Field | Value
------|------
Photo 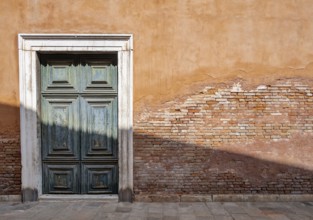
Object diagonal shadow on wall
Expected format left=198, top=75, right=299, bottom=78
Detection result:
left=133, top=131, right=313, bottom=198
left=0, top=103, right=21, bottom=195
left=0, top=102, right=312, bottom=201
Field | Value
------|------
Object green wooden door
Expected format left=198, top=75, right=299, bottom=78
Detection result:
left=40, top=54, right=118, bottom=194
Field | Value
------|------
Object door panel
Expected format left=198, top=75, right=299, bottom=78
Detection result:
left=80, top=57, right=118, bottom=93
left=41, top=96, right=80, bottom=160
left=80, top=96, right=118, bottom=160
left=41, top=54, right=118, bottom=194
left=82, top=164, right=117, bottom=194
left=43, top=163, right=79, bottom=194
left=41, top=56, right=80, bottom=93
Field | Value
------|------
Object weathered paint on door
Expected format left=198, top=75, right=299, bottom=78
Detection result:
left=40, top=54, right=118, bottom=194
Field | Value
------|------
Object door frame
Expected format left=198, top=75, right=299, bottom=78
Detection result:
left=18, top=34, right=133, bottom=202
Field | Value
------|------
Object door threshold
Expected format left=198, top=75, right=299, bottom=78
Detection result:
left=39, top=194, right=118, bottom=202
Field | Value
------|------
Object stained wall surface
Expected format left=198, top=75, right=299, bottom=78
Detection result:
left=0, top=0, right=312, bottom=197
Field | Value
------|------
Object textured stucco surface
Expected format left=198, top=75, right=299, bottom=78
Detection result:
left=1, top=0, right=313, bottom=113
left=0, top=0, right=313, bottom=196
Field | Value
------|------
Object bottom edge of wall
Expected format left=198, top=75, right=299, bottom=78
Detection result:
left=1, top=194, right=312, bottom=203
left=135, top=194, right=313, bottom=202
left=0, top=195, right=21, bottom=202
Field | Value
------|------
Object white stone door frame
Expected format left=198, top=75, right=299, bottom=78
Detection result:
left=18, top=34, right=133, bottom=202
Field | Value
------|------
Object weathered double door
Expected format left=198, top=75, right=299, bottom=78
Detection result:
left=41, top=54, right=118, bottom=194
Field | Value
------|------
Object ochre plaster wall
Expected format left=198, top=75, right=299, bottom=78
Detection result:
left=1, top=0, right=313, bottom=114
left=0, top=0, right=312, bottom=196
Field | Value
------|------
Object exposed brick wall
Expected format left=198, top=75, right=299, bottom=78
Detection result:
left=0, top=132, right=21, bottom=195
left=134, top=81, right=313, bottom=199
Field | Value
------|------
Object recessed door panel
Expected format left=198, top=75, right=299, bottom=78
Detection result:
left=82, top=164, right=117, bottom=194
left=41, top=96, right=80, bottom=160
left=80, top=57, right=118, bottom=93
left=43, top=163, right=79, bottom=194
left=41, top=56, right=80, bottom=93
left=80, top=97, right=118, bottom=160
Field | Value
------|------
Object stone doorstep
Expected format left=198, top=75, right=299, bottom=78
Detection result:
left=1, top=194, right=119, bottom=202
left=39, top=194, right=119, bottom=202
left=135, top=194, right=313, bottom=202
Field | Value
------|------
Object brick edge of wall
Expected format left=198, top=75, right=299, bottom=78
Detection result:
left=135, top=194, right=313, bottom=202
left=1, top=194, right=312, bottom=202
left=0, top=195, right=21, bottom=202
